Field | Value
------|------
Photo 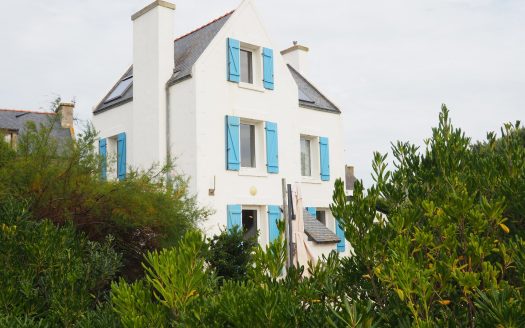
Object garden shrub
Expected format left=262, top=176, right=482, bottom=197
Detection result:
left=0, top=198, right=121, bottom=327
left=331, top=106, right=525, bottom=327
left=205, top=226, right=257, bottom=283
left=0, top=111, right=210, bottom=279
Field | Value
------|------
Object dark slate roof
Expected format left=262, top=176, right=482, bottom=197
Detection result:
left=93, top=10, right=341, bottom=115
left=0, top=109, right=72, bottom=140
left=303, top=209, right=340, bottom=244
left=94, top=11, right=233, bottom=114
left=93, top=66, right=133, bottom=114
left=168, top=10, right=233, bottom=85
left=287, top=64, right=341, bottom=113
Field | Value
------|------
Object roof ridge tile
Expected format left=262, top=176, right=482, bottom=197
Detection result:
left=174, top=10, right=234, bottom=42
left=0, top=109, right=55, bottom=115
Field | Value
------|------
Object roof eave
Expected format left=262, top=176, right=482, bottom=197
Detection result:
left=93, top=97, right=133, bottom=116
left=299, top=102, right=341, bottom=114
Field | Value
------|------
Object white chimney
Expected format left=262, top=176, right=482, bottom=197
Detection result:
left=281, top=41, right=309, bottom=75
left=131, top=0, right=175, bottom=166
left=56, top=102, right=74, bottom=129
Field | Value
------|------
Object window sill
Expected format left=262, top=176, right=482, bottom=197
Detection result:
left=238, top=82, right=265, bottom=93
left=239, top=168, right=268, bottom=177
left=301, top=177, right=322, bottom=184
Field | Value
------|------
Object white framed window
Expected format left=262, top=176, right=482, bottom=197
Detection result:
left=239, top=119, right=266, bottom=175
left=240, top=123, right=256, bottom=168
left=301, top=137, right=311, bottom=176
left=240, top=49, right=253, bottom=84
left=240, top=205, right=269, bottom=247
left=2, top=130, right=17, bottom=148
left=239, top=42, right=262, bottom=90
left=300, top=135, right=320, bottom=179
left=242, top=208, right=258, bottom=240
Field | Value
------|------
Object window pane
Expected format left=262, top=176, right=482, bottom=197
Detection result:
left=105, top=77, right=132, bottom=103
left=241, top=124, right=255, bottom=168
left=301, top=138, right=311, bottom=176
left=240, top=50, right=253, bottom=84
left=242, top=209, right=258, bottom=241
left=316, top=211, right=326, bottom=226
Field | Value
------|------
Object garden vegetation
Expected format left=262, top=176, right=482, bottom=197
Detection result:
left=0, top=105, right=524, bottom=327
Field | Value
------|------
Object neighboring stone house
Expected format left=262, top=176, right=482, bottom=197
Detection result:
left=0, top=103, right=75, bottom=148
left=92, top=0, right=349, bottom=256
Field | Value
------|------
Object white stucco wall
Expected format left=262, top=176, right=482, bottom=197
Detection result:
left=185, top=0, right=346, bottom=254
left=169, top=78, right=198, bottom=193
left=93, top=0, right=348, bottom=256
left=93, top=101, right=133, bottom=166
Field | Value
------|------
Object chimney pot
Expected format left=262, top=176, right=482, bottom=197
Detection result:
left=281, top=42, right=309, bottom=75
left=57, top=103, right=74, bottom=129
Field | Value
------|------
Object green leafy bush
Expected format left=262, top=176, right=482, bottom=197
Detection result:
left=0, top=113, right=210, bottom=279
left=205, top=226, right=257, bottom=283
left=331, top=106, right=525, bottom=326
left=0, top=198, right=121, bottom=327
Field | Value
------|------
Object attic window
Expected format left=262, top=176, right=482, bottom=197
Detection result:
left=105, top=77, right=132, bottom=103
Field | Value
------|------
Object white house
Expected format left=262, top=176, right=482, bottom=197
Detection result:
left=93, top=0, right=349, bottom=257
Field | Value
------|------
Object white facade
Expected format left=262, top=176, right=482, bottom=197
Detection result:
left=93, top=0, right=349, bottom=256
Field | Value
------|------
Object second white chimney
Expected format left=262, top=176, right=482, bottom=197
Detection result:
left=281, top=41, right=309, bottom=76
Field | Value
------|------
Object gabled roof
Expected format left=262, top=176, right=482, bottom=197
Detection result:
left=287, top=64, right=341, bottom=113
left=0, top=109, right=72, bottom=140
left=94, top=10, right=341, bottom=115
left=303, top=209, right=340, bottom=244
left=168, top=10, right=234, bottom=85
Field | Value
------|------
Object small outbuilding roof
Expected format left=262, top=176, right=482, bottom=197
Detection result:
left=303, top=209, right=340, bottom=244
left=0, top=109, right=72, bottom=140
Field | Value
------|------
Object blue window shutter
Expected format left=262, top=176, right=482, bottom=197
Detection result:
left=265, top=121, right=279, bottom=173
left=319, top=137, right=330, bottom=181
left=268, top=205, right=281, bottom=243
left=262, top=47, right=274, bottom=90
left=99, top=138, right=107, bottom=180
left=227, top=38, right=240, bottom=83
left=336, top=219, right=345, bottom=252
left=225, top=116, right=240, bottom=171
left=227, top=205, right=242, bottom=230
left=306, top=207, right=316, bottom=217
left=117, top=133, right=126, bottom=181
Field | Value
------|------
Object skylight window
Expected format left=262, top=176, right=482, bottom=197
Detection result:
left=105, top=77, right=132, bottom=103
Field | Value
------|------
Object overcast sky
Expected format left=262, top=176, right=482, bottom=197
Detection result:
left=0, top=0, right=523, bottom=186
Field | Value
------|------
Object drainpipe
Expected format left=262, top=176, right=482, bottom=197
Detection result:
left=165, top=81, right=171, bottom=182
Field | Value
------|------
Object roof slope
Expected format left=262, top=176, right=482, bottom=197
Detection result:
left=287, top=64, right=341, bottom=113
left=303, top=209, right=340, bottom=244
left=169, top=10, right=233, bottom=85
left=0, top=109, right=72, bottom=140
left=94, top=66, right=133, bottom=113
left=94, top=11, right=233, bottom=114
left=94, top=11, right=340, bottom=115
